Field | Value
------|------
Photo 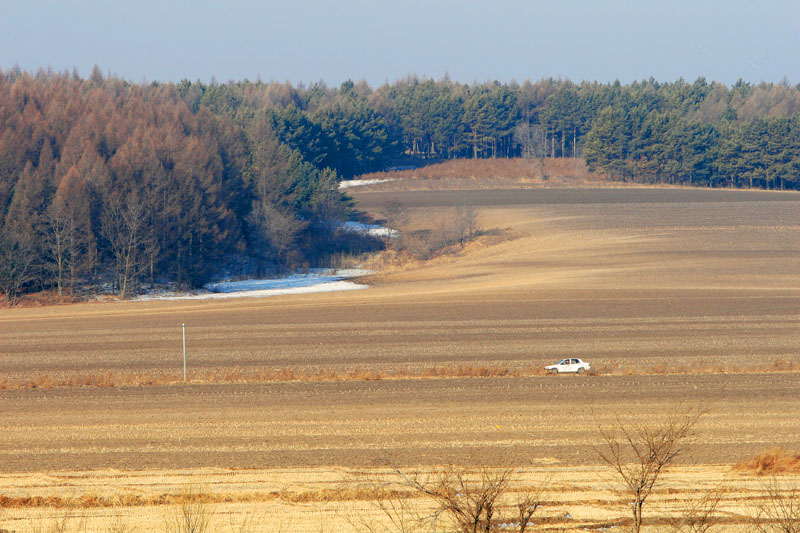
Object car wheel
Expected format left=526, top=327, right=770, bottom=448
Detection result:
left=577, top=367, right=585, bottom=374
left=550, top=368, right=559, bottom=375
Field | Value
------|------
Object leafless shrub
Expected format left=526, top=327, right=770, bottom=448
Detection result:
left=226, top=511, right=268, bottom=533
left=349, top=487, right=424, bottom=533
left=45, top=508, right=88, bottom=533
left=666, top=489, right=723, bottom=533
left=596, top=408, right=705, bottom=533
left=163, top=486, right=214, bottom=533
left=395, top=465, right=544, bottom=533
left=391, top=205, right=480, bottom=261
left=454, top=204, right=478, bottom=245
left=106, top=512, right=138, bottom=533
left=750, top=475, right=800, bottom=533
left=379, top=200, right=410, bottom=230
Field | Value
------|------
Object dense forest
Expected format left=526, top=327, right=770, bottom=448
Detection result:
left=1, top=66, right=799, bottom=303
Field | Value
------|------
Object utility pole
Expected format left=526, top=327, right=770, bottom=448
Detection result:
left=182, top=323, right=187, bottom=382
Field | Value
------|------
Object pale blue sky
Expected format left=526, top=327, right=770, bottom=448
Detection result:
left=2, top=0, right=798, bottom=86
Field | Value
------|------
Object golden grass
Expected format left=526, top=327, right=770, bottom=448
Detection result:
left=733, top=448, right=800, bottom=475
left=1, top=466, right=794, bottom=532
left=356, top=158, right=602, bottom=188
left=0, top=487, right=408, bottom=509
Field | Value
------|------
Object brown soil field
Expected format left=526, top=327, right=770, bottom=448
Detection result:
left=1, top=185, right=799, bottom=531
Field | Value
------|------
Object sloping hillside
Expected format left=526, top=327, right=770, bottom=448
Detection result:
left=354, top=157, right=625, bottom=191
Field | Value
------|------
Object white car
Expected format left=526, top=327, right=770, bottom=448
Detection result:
left=545, top=358, right=590, bottom=375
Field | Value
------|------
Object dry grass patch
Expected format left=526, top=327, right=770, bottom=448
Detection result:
left=2, top=360, right=799, bottom=391
left=0, top=491, right=275, bottom=510
left=0, top=487, right=411, bottom=510
left=355, top=158, right=604, bottom=191
left=734, top=448, right=800, bottom=475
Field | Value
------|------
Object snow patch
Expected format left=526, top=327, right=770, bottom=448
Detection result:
left=338, top=178, right=394, bottom=189
left=339, top=221, right=398, bottom=238
left=136, top=269, right=372, bottom=301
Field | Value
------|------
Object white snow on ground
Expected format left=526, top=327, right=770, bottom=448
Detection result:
left=338, top=178, right=393, bottom=189
left=339, top=221, right=398, bottom=238
left=136, top=269, right=371, bottom=301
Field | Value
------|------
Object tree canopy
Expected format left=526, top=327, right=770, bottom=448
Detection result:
left=1, top=68, right=798, bottom=302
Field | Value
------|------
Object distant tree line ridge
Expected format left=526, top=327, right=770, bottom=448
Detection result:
left=1, top=67, right=799, bottom=302
left=174, top=73, right=800, bottom=189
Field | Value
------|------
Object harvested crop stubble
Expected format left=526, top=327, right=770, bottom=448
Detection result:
left=3, top=466, right=799, bottom=532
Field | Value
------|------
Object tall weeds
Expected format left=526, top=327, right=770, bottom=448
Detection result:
left=162, top=487, right=213, bottom=533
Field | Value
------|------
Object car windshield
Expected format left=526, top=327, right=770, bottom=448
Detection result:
left=558, top=359, right=569, bottom=365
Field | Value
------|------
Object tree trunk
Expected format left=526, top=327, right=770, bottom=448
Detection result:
left=573, top=127, right=577, bottom=157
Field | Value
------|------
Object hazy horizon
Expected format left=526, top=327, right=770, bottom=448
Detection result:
left=2, top=0, right=799, bottom=87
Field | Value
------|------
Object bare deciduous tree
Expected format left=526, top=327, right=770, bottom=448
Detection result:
left=391, top=204, right=481, bottom=261
left=44, top=166, right=93, bottom=299
left=455, top=204, right=478, bottom=246
left=513, top=122, right=548, bottom=179
left=596, top=409, right=705, bottom=533
left=44, top=205, right=73, bottom=299
left=380, top=200, right=410, bottom=230
left=101, top=195, right=152, bottom=298
left=246, top=200, right=307, bottom=274
left=0, top=228, right=39, bottom=306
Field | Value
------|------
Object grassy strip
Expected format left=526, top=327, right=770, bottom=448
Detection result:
left=0, top=487, right=410, bottom=509
left=1, top=360, right=798, bottom=391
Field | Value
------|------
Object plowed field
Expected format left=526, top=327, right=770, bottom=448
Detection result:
left=1, top=186, right=799, bottom=531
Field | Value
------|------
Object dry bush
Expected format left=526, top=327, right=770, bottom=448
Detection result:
left=388, top=205, right=479, bottom=261
left=734, top=448, right=800, bottom=475
left=394, top=465, right=545, bottom=533
left=225, top=511, right=269, bottom=533
left=666, top=490, right=723, bottom=533
left=353, top=491, right=423, bottom=533
left=596, top=409, right=705, bottom=533
left=106, top=512, right=138, bottom=533
left=379, top=200, right=410, bottom=229
left=40, top=509, right=88, bottom=533
left=749, top=475, right=800, bottom=533
left=163, top=486, right=214, bottom=533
